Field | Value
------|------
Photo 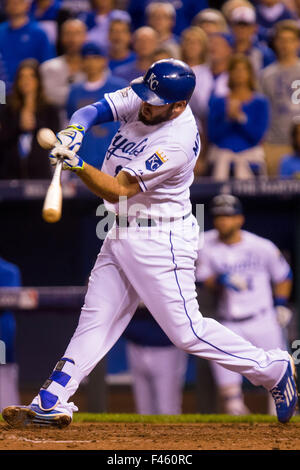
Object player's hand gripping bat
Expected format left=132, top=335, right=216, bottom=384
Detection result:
left=37, top=128, right=63, bottom=223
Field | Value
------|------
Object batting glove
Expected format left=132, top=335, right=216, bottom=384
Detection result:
left=56, top=124, right=85, bottom=152
left=275, top=306, right=293, bottom=328
left=274, top=297, right=293, bottom=328
left=50, top=145, right=85, bottom=172
left=217, top=273, right=248, bottom=292
left=49, top=124, right=85, bottom=166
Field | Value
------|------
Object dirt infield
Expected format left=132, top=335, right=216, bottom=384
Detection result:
left=0, top=422, right=299, bottom=450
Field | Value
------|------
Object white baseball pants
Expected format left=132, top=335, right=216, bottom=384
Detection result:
left=61, top=217, right=289, bottom=403
left=211, top=310, right=286, bottom=389
left=0, top=363, right=20, bottom=411
left=126, top=342, right=188, bottom=414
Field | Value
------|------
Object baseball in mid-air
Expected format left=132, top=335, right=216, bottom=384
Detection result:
left=37, top=128, right=57, bottom=150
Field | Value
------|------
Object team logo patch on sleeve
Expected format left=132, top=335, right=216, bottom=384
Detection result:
left=145, top=151, right=168, bottom=172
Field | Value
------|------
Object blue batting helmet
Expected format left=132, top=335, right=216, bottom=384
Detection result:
left=130, top=59, right=196, bottom=106
left=210, top=194, right=243, bottom=217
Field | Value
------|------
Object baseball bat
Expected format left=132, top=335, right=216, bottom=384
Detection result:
left=37, top=128, right=63, bottom=223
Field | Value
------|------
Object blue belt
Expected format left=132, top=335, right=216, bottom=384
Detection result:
left=115, top=211, right=191, bottom=227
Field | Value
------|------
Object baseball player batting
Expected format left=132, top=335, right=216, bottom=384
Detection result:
left=196, top=194, right=293, bottom=415
left=2, top=59, right=298, bottom=428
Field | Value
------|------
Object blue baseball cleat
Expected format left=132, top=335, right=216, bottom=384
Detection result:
left=2, top=400, right=76, bottom=429
left=270, top=356, right=298, bottom=424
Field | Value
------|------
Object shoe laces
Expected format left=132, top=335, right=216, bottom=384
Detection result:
left=271, top=386, right=285, bottom=406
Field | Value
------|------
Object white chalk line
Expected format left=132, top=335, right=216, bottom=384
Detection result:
left=7, top=435, right=93, bottom=444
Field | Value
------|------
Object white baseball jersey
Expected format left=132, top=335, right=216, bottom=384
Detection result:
left=102, top=87, right=200, bottom=220
left=196, top=230, right=291, bottom=320
left=34, top=85, right=291, bottom=415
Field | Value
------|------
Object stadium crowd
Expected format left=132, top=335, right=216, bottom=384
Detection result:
left=0, top=0, right=300, bottom=179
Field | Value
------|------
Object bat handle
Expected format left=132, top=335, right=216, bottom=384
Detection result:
left=42, top=159, right=64, bottom=223
left=53, top=158, right=63, bottom=181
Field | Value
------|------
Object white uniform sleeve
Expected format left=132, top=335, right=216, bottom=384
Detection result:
left=195, top=247, right=216, bottom=282
left=264, top=240, right=291, bottom=283
left=121, top=144, right=189, bottom=192
left=104, top=86, right=140, bottom=122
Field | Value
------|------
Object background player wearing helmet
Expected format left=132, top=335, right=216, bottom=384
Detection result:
left=196, top=194, right=293, bottom=415
left=2, top=60, right=297, bottom=428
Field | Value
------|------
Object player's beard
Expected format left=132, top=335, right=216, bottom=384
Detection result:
left=138, top=103, right=175, bottom=125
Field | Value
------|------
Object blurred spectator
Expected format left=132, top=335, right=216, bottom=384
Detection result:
left=0, top=0, right=7, bottom=22
left=124, top=307, right=188, bottom=415
left=260, top=20, right=300, bottom=175
left=187, top=32, right=233, bottom=176
left=66, top=42, right=126, bottom=169
left=255, top=0, right=295, bottom=44
left=152, top=46, right=172, bottom=62
left=229, top=5, right=276, bottom=74
left=127, top=0, right=208, bottom=36
left=207, top=54, right=269, bottom=181
left=113, top=26, right=158, bottom=83
left=40, top=19, right=87, bottom=122
left=279, top=118, right=300, bottom=177
left=0, top=256, right=21, bottom=411
left=80, top=0, right=127, bottom=53
left=222, top=0, right=255, bottom=21
left=59, top=0, right=91, bottom=16
left=294, top=0, right=300, bottom=24
left=192, top=8, right=229, bottom=34
left=210, top=0, right=230, bottom=7
left=0, top=59, right=59, bottom=179
left=180, top=25, right=212, bottom=176
left=29, top=0, right=61, bottom=45
left=206, top=32, right=233, bottom=98
left=146, top=2, right=180, bottom=59
left=108, top=16, right=135, bottom=72
left=180, top=26, right=209, bottom=128
left=0, top=0, right=55, bottom=91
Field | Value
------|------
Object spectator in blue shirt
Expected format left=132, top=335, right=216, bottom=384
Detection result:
left=113, top=26, right=159, bottom=83
left=127, top=0, right=208, bottom=36
left=108, top=16, right=135, bottom=72
left=207, top=54, right=269, bottom=180
left=228, top=4, right=276, bottom=74
left=67, top=42, right=127, bottom=170
left=192, top=8, right=229, bottom=35
left=29, top=0, right=62, bottom=45
left=0, top=0, right=55, bottom=91
left=279, top=119, right=300, bottom=178
left=79, top=1, right=129, bottom=54
left=146, top=2, right=180, bottom=58
left=0, top=256, right=21, bottom=410
left=255, top=0, right=295, bottom=44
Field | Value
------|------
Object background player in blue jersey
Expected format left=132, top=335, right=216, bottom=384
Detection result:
left=0, top=256, right=21, bottom=411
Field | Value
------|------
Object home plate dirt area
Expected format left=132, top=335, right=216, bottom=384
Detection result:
left=0, top=416, right=300, bottom=450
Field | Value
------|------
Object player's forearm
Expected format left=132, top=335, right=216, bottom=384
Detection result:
left=273, top=279, right=292, bottom=303
left=77, top=163, right=138, bottom=203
